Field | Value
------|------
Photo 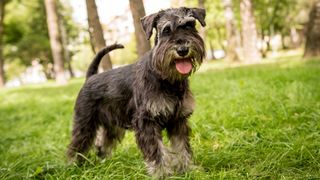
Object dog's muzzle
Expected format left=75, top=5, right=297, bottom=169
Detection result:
left=177, top=46, right=189, bottom=57
left=174, top=45, right=193, bottom=75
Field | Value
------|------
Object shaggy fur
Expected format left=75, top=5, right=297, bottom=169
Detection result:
left=67, top=7, right=206, bottom=178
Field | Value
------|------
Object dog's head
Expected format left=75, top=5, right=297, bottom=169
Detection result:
left=141, top=7, right=206, bottom=82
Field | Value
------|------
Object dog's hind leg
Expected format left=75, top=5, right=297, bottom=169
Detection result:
left=95, top=126, right=107, bottom=158
left=95, top=125, right=125, bottom=159
left=67, top=98, right=99, bottom=163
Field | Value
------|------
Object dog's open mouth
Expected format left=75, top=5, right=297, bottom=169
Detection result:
left=175, top=58, right=193, bottom=75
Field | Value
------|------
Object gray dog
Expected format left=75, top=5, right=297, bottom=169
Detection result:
left=67, top=7, right=206, bottom=178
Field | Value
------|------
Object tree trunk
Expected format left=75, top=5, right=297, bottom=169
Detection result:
left=290, top=27, right=303, bottom=48
left=86, top=0, right=112, bottom=70
left=281, top=32, right=288, bottom=50
left=240, top=0, right=261, bottom=63
left=260, top=27, right=267, bottom=58
left=0, top=0, right=5, bottom=87
left=44, top=0, right=67, bottom=84
left=216, top=25, right=226, bottom=51
left=222, top=0, right=240, bottom=62
left=58, top=12, right=74, bottom=78
left=304, top=0, right=320, bottom=58
left=209, top=40, right=216, bottom=60
left=266, top=27, right=272, bottom=51
left=129, top=0, right=151, bottom=58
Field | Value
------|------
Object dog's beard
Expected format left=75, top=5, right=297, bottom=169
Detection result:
left=152, top=40, right=205, bottom=82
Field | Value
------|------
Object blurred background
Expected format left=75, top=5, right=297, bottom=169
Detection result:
left=0, top=0, right=319, bottom=87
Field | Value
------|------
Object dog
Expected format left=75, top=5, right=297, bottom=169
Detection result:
left=67, top=7, right=206, bottom=178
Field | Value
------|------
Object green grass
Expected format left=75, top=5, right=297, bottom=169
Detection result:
left=1, top=57, right=320, bottom=179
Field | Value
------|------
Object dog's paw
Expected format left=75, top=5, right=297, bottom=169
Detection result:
left=170, top=151, right=192, bottom=174
left=147, top=162, right=173, bottom=179
left=146, top=150, right=175, bottom=179
left=95, top=145, right=113, bottom=160
left=95, top=146, right=107, bottom=159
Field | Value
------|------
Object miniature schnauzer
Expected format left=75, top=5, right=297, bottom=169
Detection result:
left=67, top=7, right=206, bottom=178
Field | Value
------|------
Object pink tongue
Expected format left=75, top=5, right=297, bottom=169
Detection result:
left=175, top=59, right=193, bottom=74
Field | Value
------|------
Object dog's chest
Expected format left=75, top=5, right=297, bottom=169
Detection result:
left=145, top=91, right=195, bottom=118
left=145, top=95, right=176, bottom=117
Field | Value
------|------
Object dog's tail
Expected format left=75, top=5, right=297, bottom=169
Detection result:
left=86, top=43, right=124, bottom=79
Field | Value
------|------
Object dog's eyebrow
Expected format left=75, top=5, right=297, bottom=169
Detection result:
left=179, top=17, right=196, bottom=24
left=176, top=17, right=196, bottom=29
left=160, top=21, right=172, bottom=31
left=180, top=19, right=196, bottom=26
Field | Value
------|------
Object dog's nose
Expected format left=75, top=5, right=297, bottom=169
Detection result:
left=177, top=46, right=189, bottom=57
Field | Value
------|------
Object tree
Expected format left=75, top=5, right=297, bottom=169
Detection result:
left=59, top=13, right=74, bottom=77
left=85, top=0, right=112, bottom=70
left=4, top=0, right=52, bottom=78
left=240, top=0, right=261, bottom=63
left=0, top=0, right=6, bottom=87
left=190, top=0, right=225, bottom=60
left=57, top=1, right=76, bottom=78
left=304, top=0, right=320, bottom=58
left=56, top=0, right=81, bottom=78
left=222, top=0, right=240, bottom=62
left=45, top=0, right=67, bottom=84
left=254, top=0, right=295, bottom=56
left=129, top=0, right=151, bottom=58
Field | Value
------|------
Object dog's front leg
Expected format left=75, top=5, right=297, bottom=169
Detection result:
left=167, top=118, right=193, bottom=173
left=133, top=113, right=173, bottom=178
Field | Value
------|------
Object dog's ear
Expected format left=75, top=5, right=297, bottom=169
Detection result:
left=140, top=13, right=158, bottom=40
left=190, top=8, right=206, bottom=27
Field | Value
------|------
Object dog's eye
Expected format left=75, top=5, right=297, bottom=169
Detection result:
left=162, top=26, right=171, bottom=36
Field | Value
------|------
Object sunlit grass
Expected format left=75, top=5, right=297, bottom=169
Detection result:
left=199, top=49, right=304, bottom=72
left=0, top=57, right=319, bottom=179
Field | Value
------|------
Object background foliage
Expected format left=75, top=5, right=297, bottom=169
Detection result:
left=1, top=0, right=316, bottom=80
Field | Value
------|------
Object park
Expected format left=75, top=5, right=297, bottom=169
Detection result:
left=0, top=0, right=319, bottom=179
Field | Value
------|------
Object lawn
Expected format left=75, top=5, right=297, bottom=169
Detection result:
left=0, top=57, right=320, bottom=179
